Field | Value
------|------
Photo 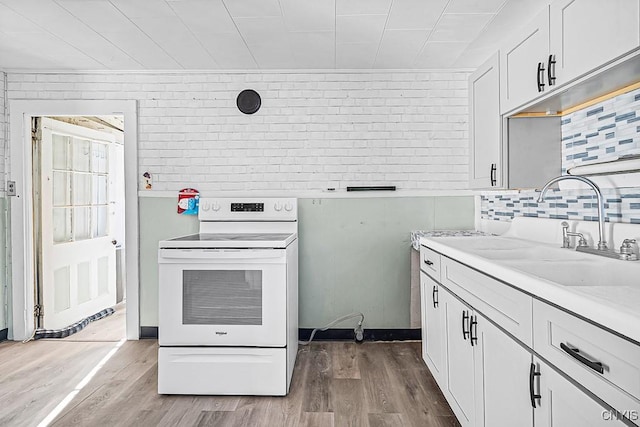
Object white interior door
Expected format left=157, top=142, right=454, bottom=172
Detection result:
left=39, top=118, right=117, bottom=330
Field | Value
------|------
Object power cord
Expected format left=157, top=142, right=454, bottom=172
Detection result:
left=299, top=312, right=365, bottom=345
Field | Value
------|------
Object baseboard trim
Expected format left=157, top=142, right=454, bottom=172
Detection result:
left=139, top=327, right=420, bottom=342
left=0, top=328, right=7, bottom=342
left=140, top=326, right=158, bottom=339
left=299, top=328, right=421, bottom=342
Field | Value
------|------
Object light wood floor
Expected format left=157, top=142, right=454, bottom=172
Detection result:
left=0, top=337, right=459, bottom=427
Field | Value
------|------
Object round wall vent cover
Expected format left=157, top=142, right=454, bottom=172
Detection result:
left=236, top=89, right=261, bottom=114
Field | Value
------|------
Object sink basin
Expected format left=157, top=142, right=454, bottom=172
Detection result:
left=459, top=237, right=534, bottom=251
left=470, top=246, right=585, bottom=261
left=500, top=259, right=640, bottom=287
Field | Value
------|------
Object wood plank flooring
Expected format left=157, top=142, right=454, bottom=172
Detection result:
left=0, top=338, right=459, bottom=427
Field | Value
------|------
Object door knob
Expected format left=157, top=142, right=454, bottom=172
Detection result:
left=112, top=239, right=118, bottom=245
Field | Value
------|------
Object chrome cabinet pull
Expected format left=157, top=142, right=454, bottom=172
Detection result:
left=490, top=163, right=497, bottom=186
left=547, top=54, right=556, bottom=86
left=469, top=315, right=478, bottom=347
left=537, top=62, right=546, bottom=92
left=462, top=310, right=470, bottom=340
left=529, top=363, right=542, bottom=408
left=560, top=343, right=604, bottom=374
left=432, top=286, right=438, bottom=308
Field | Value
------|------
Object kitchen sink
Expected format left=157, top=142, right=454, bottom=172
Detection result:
left=500, top=259, right=640, bottom=287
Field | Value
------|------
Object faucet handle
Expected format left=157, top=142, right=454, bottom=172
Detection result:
left=620, top=239, right=638, bottom=260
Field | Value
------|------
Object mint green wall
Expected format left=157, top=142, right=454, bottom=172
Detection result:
left=139, top=196, right=474, bottom=328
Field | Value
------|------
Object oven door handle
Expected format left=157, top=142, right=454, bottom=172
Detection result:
left=158, top=249, right=286, bottom=260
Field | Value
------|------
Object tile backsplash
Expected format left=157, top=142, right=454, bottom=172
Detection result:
left=482, top=86, right=640, bottom=225
left=481, top=188, right=640, bottom=224
left=562, top=87, right=640, bottom=173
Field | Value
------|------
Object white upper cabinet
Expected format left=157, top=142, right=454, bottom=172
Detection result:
left=500, top=7, right=550, bottom=114
left=469, top=52, right=502, bottom=189
left=499, top=0, right=640, bottom=115
left=550, top=0, right=640, bottom=85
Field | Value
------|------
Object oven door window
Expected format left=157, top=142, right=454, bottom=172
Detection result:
left=183, top=270, right=262, bottom=325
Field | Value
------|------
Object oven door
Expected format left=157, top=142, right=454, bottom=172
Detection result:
left=158, top=248, right=287, bottom=347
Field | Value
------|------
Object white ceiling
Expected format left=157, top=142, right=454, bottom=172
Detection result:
left=0, top=0, right=545, bottom=71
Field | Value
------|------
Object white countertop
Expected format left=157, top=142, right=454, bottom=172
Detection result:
left=420, top=217, right=640, bottom=344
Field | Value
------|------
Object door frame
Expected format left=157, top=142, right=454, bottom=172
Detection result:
left=9, top=100, right=139, bottom=340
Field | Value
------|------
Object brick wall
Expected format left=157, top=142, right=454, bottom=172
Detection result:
left=6, top=71, right=470, bottom=193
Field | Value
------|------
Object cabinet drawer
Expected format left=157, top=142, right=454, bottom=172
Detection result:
left=440, top=257, right=533, bottom=346
left=420, top=245, right=441, bottom=282
left=533, top=300, right=640, bottom=413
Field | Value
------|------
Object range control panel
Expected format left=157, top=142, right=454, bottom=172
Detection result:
left=198, top=198, right=297, bottom=222
left=231, top=202, right=264, bottom=212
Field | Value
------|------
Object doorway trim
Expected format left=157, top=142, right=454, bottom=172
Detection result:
left=9, top=100, right=139, bottom=340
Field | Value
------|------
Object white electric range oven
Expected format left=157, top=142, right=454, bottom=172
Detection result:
left=157, top=198, right=298, bottom=396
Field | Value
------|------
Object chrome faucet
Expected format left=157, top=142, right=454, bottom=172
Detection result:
left=560, top=221, right=587, bottom=249
left=537, top=175, right=607, bottom=251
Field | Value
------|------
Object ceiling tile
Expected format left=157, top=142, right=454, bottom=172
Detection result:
left=234, top=16, right=289, bottom=46
left=375, top=29, right=429, bottom=68
left=108, top=0, right=176, bottom=18
left=414, top=41, right=468, bottom=68
left=336, top=42, right=378, bottom=68
left=132, top=17, right=219, bottom=68
left=0, top=3, right=43, bottom=33
left=222, top=0, right=282, bottom=18
left=454, top=0, right=547, bottom=67
left=336, top=0, right=392, bottom=15
left=249, top=43, right=297, bottom=69
left=429, top=13, right=494, bottom=42
left=100, top=30, right=181, bottom=69
left=197, top=32, right=258, bottom=69
left=281, top=0, right=335, bottom=32
left=336, top=14, right=387, bottom=44
left=55, top=0, right=138, bottom=32
left=168, top=0, right=237, bottom=34
left=386, top=0, right=448, bottom=30
left=289, top=32, right=335, bottom=68
left=446, top=0, right=507, bottom=14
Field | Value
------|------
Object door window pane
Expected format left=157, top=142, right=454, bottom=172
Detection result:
left=74, top=207, right=91, bottom=241
left=52, top=134, right=71, bottom=170
left=92, top=206, right=109, bottom=238
left=92, top=142, right=108, bottom=173
left=53, top=208, right=72, bottom=243
left=183, top=270, right=263, bottom=325
left=92, top=175, right=108, bottom=205
left=72, top=138, right=91, bottom=172
left=73, top=173, right=92, bottom=205
left=52, top=172, right=71, bottom=206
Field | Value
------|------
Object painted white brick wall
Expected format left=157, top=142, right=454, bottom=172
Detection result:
left=6, top=71, right=470, bottom=192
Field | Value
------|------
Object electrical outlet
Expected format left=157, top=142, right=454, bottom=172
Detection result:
left=7, top=181, right=16, bottom=196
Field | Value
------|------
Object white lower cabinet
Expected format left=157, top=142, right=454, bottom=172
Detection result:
left=420, top=271, right=446, bottom=387
left=534, top=357, right=628, bottom=427
left=439, top=285, right=533, bottom=427
left=420, top=246, right=639, bottom=427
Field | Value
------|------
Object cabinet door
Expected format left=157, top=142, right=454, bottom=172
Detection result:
left=550, top=0, right=640, bottom=85
left=469, top=52, right=501, bottom=189
left=534, top=358, right=629, bottom=427
left=475, top=313, right=533, bottom=427
left=442, top=288, right=476, bottom=426
left=420, top=272, right=446, bottom=388
left=500, top=7, right=550, bottom=114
